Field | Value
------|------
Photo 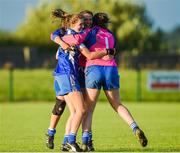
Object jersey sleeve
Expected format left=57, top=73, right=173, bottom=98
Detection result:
left=107, top=29, right=116, bottom=48
left=61, top=29, right=89, bottom=46
left=50, top=29, right=64, bottom=41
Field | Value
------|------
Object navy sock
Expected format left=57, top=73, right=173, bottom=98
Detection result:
left=48, top=128, right=56, bottom=136
left=82, top=131, right=89, bottom=144
left=63, top=135, right=68, bottom=144
left=68, top=133, right=76, bottom=144
left=88, top=131, right=92, bottom=142
left=130, top=122, right=139, bottom=133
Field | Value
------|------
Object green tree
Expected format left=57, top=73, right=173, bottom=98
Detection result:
left=166, top=26, right=180, bottom=54
left=15, top=1, right=58, bottom=45
left=14, top=0, right=161, bottom=55
left=141, top=28, right=168, bottom=54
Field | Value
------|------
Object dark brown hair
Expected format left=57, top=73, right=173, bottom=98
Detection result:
left=93, top=12, right=110, bottom=29
left=51, top=9, right=83, bottom=29
left=51, top=9, right=72, bottom=31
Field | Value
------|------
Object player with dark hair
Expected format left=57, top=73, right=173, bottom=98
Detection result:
left=83, top=13, right=148, bottom=148
left=54, top=12, right=148, bottom=150
left=47, top=9, right=115, bottom=152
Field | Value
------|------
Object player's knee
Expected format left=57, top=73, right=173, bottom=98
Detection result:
left=69, top=109, right=76, bottom=116
left=110, top=100, right=121, bottom=110
left=69, top=113, right=74, bottom=119
left=77, top=107, right=86, bottom=117
left=52, top=98, right=66, bottom=116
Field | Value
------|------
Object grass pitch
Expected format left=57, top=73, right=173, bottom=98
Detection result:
left=0, top=102, right=180, bottom=152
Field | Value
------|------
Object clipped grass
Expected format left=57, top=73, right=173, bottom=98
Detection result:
left=0, top=102, right=180, bottom=152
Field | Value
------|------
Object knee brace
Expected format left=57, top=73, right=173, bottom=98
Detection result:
left=52, top=98, right=66, bottom=116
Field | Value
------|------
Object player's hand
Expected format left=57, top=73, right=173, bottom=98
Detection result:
left=61, top=42, right=70, bottom=50
left=66, top=46, right=76, bottom=52
left=101, top=48, right=116, bottom=60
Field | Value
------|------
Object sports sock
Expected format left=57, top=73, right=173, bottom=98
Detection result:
left=63, top=135, right=68, bottom=144
left=82, top=131, right=89, bottom=144
left=130, top=122, right=139, bottom=133
left=88, top=131, right=92, bottom=142
left=68, top=133, right=76, bottom=144
left=48, top=128, right=56, bottom=136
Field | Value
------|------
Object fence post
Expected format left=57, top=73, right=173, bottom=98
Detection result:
left=136, top=63, right=141, bottom=102
left=23, top=46, right=30, bottom=69
left=9, top=66, right=14, bottom=102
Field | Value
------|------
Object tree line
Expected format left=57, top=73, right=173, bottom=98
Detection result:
left=0, top=0, right=179, bottom=55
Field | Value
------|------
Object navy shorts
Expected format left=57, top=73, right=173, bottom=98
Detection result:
left=77, top=66, right=85, bottom=89
left=54, top=74, right=81, bottom=96
left=85, top=66, right=120, bottom=90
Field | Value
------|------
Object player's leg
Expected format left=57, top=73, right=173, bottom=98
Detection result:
left=49, top=96, right=66, bottom=129
left=81, top=65, right=103, bottom=151
left=60, top=96, right=75, bottom=151
left=104, top=89, right=135, bottom=125
left=46, top=96, right=66, bottom=149
left=104, top=89, right=148, bottom=147
left=65, top=91, right=86, bottom=137
left=46, top=74, right=69, bottom=149
left=78, top=65, right=96, bottom=151
left=82, top=88, right=100, bottom=151
left=52, top=73, right=85, bottom=151
left=64, top=91, right=86, bottom=152
left=103, top=66, right=148, bottom=147
left=82, top=89, right=100, bottom=131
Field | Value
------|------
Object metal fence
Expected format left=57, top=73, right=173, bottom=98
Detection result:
left=1, top=46, right=180, bottom=69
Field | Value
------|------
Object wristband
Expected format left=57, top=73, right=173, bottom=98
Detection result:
left=106, top=49, right=115, bottom=55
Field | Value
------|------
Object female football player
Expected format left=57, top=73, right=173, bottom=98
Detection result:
left=47, top=9, right=115, bottom=152
left=53, top=12, right=148, bottom=150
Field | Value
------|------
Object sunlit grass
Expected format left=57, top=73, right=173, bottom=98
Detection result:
left=0, top=102, right=180, bottom=151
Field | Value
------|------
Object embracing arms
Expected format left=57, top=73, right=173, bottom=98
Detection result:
left=51, top=29, right=115, bottom=60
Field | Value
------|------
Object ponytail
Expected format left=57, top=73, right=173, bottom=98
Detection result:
left=51, top=9, right=72, bottom=31
left=51, top=9, right=69, bottom=19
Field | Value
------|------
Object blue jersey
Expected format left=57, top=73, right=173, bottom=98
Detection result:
left=52, top=27, right=102, bottom=76
left=53, top=29, right=82, bottom=77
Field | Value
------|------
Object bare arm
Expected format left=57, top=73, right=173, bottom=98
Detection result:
left=51, top=28, right=89, bottom=48
left=61, top=29, right=89, bottom=46
left=51, top=33, right=70, bottom=50
left=61, top=34, right=86, bottom=46
left=78, top=45, right=107, bottom=60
